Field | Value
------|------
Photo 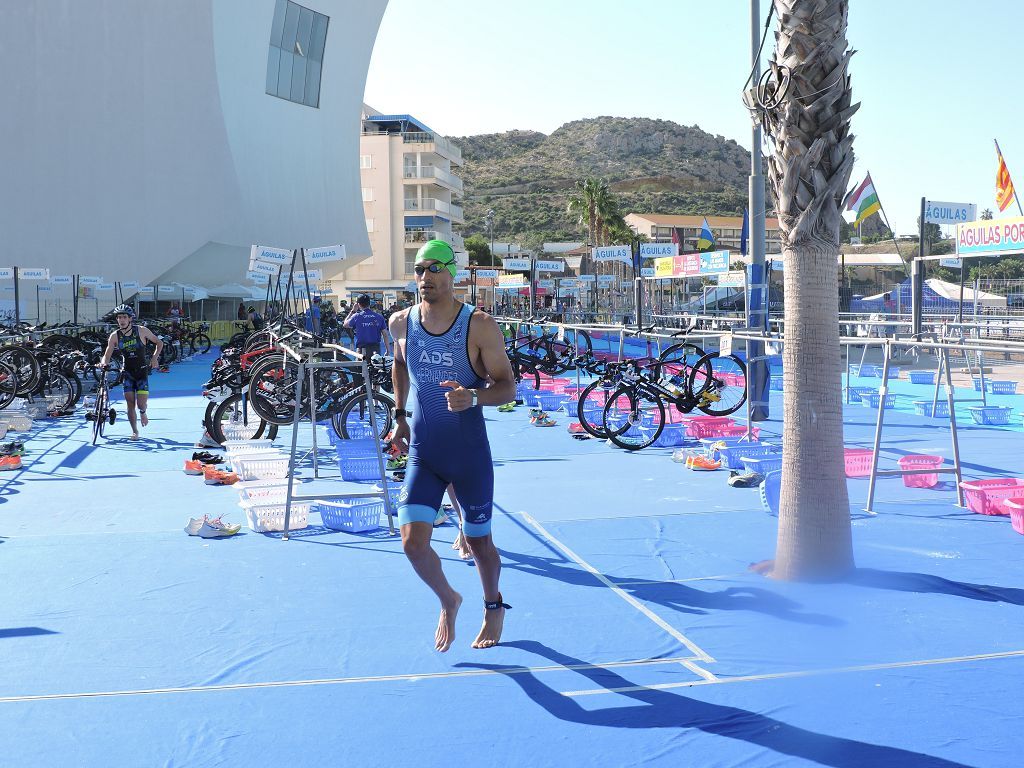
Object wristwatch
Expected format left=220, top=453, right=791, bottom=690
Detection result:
left=393, top=407, right=410, bottom=419
left=470, top=390, right=479, bottom=408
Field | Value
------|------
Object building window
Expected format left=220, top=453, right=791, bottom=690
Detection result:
left=361, top=187, right=373, bottom=202
left=266, top=0, right=329, bottom=108
left=360, top=154, right=372, bottom=169
left=365, top=218, right=374, bottom=233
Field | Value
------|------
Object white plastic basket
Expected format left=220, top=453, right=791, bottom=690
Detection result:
left=222, top=439, right=274, bottom=453
left=225, top=449, right=285, bottom=468
left=231, top=454, right=290, bottom=481
left=1, top=415, right=33, bottom=432
left=239, top=499, right=310, bottom=532
left=235, top=479, right=296, bottom=503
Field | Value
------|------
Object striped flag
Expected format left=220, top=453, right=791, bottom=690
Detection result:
left=696, top=218, right=715, bottom=251
left=844, top=173, right=881, bottom=227
left=996, top=147, right=1016, bottom=212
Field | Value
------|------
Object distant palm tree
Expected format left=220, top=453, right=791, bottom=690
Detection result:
left=762, top=0, right=859, bottom=580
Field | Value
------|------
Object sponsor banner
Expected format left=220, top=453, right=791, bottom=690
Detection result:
left=699, top=249, right=729, bottom=275
left=249, top=260, right=281, bottom=276
left=534, top=260, right=565, bottom=273
left=640, top=242, right=678, bottom=258
left=654, top=257, right=674, bottom=278
left=251, top=245, right=293, bottom=264
left=925, top=200, right=976, bottom=226
left=294, top=269, right=323, bottom=282
left=593, top=245, right=632, bottom=266
left=939, top=257, right=963, bottom=269
left=576, top=274, right=596, bottom=283
left=597, top=274, right=616, bottom=284
left=247, top=271, right=270, bottom=284
left=717, top=270, right=746, bottom=288
left=79, top=275, right=102, bottom=285
left=537, top=279, right=555, bottom=289
left=97, top=283, right=115, bottom=291
left=502, top=257, right=532, bottom=271
left=51, top=275, right=73, bottom=285
left=122, top=280, right=140, bottom=290
left=20, top=268, right=49, bottom=280
left=476, top=269, right=498, bottom=278
left=305, top=244, right=346, bottom=263
left=956, top=215, right=1024, bottom=257
left=559, top=278, right=579, bottom=288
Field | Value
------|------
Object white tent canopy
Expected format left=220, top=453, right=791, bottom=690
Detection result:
left=925, top=278, right=1006, bottom=308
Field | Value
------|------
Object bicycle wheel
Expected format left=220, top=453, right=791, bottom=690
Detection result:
left=689, top=352, right=748, bottom=416
left=332, top=390, right=395, bottom=440
left=247, top=355, right=302, bottom=425
left=190, top=334, right=212, bottom=356
left=603, top=386, right=665, bottom=451
left=39, top=371, right=75, bottom=413
left=0, top=344, right=41, bottom=396
left=0, top=360, right=18, bottom=409
left=211, top=392, right=272, bottom=443
left=576, top=379, right=618, bottom=439
left=91, top=388, right=107, bottom=445
left=654, top=342, right=706, bottom=382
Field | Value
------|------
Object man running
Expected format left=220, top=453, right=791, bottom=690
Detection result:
left=345, top=294, right=390, bottom=358
left=390, top=240, right=516, bottom=652
left=99, top=304, right=163, bottom=440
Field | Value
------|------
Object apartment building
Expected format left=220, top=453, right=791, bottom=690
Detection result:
left=331, top=107, right=467, bottom=307
left=624, top=213, right=782, bottom=255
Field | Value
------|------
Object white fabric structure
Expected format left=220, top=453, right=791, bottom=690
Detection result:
left=0, top=0, right=387, bottom=296
left=925, top=279, right=1006, bottom=308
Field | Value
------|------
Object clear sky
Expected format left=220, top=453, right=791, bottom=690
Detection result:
left=365, top=0, right=1024, bottom=238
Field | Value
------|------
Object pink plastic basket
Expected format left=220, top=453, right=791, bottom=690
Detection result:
left=959, top=478, right=1024, bottom=516
left=686, top=418, right=737, bottom=439
left=897, top=454, right=943, bottom=488
left=714, top=424, right=761, bottom=439
left=844, top=448, right=875, bottom=478
left=1006, top=498, right=1024, bottom=535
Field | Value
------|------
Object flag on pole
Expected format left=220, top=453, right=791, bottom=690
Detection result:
left=740, top=209, right=749, bottom=256
left=696, top=218, right=715, bottom=251
left=844, top=173, right=881, bottom=227
left=671, top=228, right=681, bottom=247
left=996, top=146, right=1016, bottom=212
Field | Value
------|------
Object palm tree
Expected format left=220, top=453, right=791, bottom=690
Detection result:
left=761, top=0, right=859, bottom=580
left=566, top=178, right=600, bottom=246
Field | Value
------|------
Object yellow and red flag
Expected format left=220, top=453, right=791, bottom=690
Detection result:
left=996, top=149, right=1015, bottom=212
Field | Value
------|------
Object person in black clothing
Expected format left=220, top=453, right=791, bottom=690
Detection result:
left=99, top=304, right=163, bottom=440
left=247, top=306, right=266, bottom=331
left=237, top=302, right=247, bottom=321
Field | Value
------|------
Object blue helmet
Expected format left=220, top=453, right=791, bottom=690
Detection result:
left=113, top=304, right=134, bottom=318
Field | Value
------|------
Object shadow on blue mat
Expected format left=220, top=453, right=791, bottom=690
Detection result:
left=0, top=627, right=59, bottom=639
left=460, top=640, right=974, bottom=768
left=850, top=568, right=1024, bottom=605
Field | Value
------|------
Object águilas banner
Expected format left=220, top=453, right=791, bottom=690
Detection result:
left=956, top=216, right=1024, bottom=257
left=306, top=244, right=346, bottom=264
left=639, top=243, right=678, bottom=258
left=534, top=260, right=565, bottom=273
left=20, top=268, right=49, bottom=280
left=250, top=245, right=293, bottom=264
left=51, top=275, right=73, bottom=285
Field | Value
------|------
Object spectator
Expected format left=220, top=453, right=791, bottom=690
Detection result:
left=237, top=302, right=246, bottom=321
left=247, top=305, right=266, bottom=331
left=344, top=294, right=390, bottom=357
left=305, top=295, right=322, bottom=335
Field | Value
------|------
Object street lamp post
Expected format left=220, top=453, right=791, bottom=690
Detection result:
left=485, top=209, right=495, bottom=268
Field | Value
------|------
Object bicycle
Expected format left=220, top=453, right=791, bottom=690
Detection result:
left=87, top=365, right=120, bottom=445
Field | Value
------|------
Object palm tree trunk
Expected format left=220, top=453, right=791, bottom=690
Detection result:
left=764, top=0, right=858, bottom=580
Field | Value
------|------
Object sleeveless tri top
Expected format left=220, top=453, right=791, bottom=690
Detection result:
left=405, top=302, right=487, bottom=450
left=117, top=325, right=149, bottom=375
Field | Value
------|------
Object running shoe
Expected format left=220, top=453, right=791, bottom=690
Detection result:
left=533, top=414, right=557, bottom=427
left=192, top=451, right=225, bottom=465
left=566, top=422, right=585, bottom=434
left=727, top=471, right=765, bottom=488
left=185, top=515, right=208, bottom=535
left=0, top=442, right=24, bottom=456
left=386, top=455, right=407, bottom=471
left=197, top=518, right=242, bottom=538
left=686, top=455, right=721, bottom=471
left=497, top=402, right=516, bottom=413
left=195, top=433, right=221, bottom=449
left=203, top=467, right=239, bottom=486
left=183, top=459, right=204, bottom=475
left=0, top=455, right=22, bottom=471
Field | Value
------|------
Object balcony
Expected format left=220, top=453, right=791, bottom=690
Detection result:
left=449, top=203, right=464, bottom=224
left=404, top=230, right=465, bottom=250
left=404, top=198, right=452, bottom=216
left=401, top=131, right=463, bottom=165
left=402, top=165, right=464, bottom=194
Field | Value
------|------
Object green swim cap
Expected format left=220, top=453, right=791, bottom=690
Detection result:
left=415, top=239, right=458, bottom=277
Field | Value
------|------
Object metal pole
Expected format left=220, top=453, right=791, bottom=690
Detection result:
left=282, top=358, right=304, bottom=540
left=747, top=0, right=768, bottom=423
left=912, top=196, right=925, bottom=339
left=13, top=266, right=19, bottom=325
left=864, top=341, right=892, bottom=515
left=941, top=346, right=965, bottom=507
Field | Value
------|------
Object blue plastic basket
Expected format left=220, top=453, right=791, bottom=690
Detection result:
left=314, top=498, right=383, bottom=532
left=912, top=399, right=949, bottom=418
left=717, top=442, right=780, bottom=470
left=987, top=380, right=1018, bottom=395
left=861, top=392, right=896, bottom=409
left=847, top=364, right=861, bottom=377
left=857, top=364, right=880, bottom=378
left=334, top=437, right=378, bottom=456
left=639, top=422, right=687, bottom=448
left=760, top=469, right=782, bottom=516
left=769, top=376, right=784, bottom=391
left=535, top=392, right=569, bottom=411
left=908, top=371, right=936, bottom=385
left=885, top=367, right=901, bottom=379
left=968, top=406, right=1013, bottom=425
left=742, top=454, right=784, bottom=474
left=972, top=378, right=985, bottom=392
left=848, top=387, right=876, bottom=403
left=338, top=455, right=380, bottom=481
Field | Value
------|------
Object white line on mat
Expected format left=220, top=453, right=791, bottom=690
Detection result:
left=560, top=648, right=1024, bottom=697
left=517, top=511, right=716, bottom=665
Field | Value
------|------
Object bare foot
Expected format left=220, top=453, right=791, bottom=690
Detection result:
left=451, top=532, right=473, bottom=560
left=435, top=592, right=462, bottom=652
left=129, top=433, right=140, bottom=440
left=140, top=412, right=149, bottom=427
left=472, top=599, right=507, bottom=649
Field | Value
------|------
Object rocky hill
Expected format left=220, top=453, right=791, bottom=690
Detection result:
left=452, top=116, right=754, bottom=246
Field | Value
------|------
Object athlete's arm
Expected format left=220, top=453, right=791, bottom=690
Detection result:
left=389, top=310, right=411, bottom=451
left=441, top=313, right=515, bottom=411
left=137, top=325, right=164, bottom=369
left=98, top=331, right=118, bottom=367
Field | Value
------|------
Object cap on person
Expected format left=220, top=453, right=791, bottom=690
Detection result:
left=357, top=294, right=371, bottom=307
left=247, top=306, right=256, bottom=314
left=312, top=295, right=321, bottom=303
left=414, top=239, right=458, bottom=277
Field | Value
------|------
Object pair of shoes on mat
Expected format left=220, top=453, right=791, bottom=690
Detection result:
left=531, top=413, right=556, bottom=427
left=686, top=455, right=721, bottom=471
left=192, top=451, right=224, bottom=465
left=185, top=515, right=241, bottom=538
left=727, top=471, right=765, bottom=488
left=496, top=402, right=516, bottom=413
left=203, top=466, right=239, bottom=485
left=0, top=441, right=24, bottom=456
left=0, top=455, right=22, bottom=471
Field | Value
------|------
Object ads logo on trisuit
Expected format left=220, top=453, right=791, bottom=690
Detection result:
left=419, top=349, right=454, bottom=367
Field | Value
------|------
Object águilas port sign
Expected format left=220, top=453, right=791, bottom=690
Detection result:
left=957, top=215, right=1024, bottom=257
